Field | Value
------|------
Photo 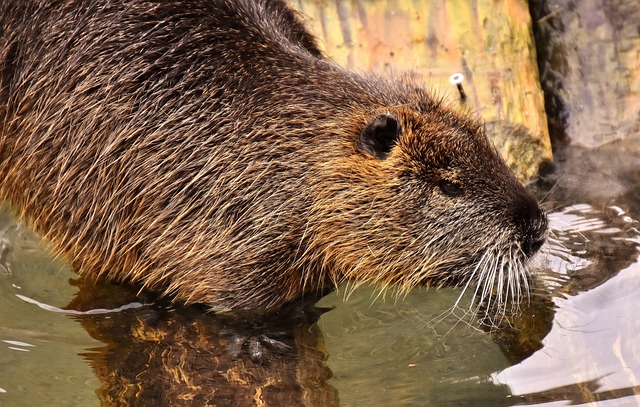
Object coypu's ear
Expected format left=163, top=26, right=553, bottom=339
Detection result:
left=359, top=114, right=400, bottom=159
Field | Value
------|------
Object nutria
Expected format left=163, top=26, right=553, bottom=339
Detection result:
left=0, top=0, right=548, bottom=312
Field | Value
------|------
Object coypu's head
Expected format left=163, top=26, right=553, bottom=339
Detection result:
left=313, top=95, right=548, bottom=312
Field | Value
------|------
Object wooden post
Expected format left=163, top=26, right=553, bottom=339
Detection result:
left=292, top=0, right=552, bottom=181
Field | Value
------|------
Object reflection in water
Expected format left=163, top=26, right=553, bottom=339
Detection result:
left=66, top=282, right=337, bottom=406
left=492, top=140, right=640, bottom=405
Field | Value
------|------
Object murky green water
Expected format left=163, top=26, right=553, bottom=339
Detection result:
left=1, top=138, right=640, bottom=405
left=0, top=209, right=101, bottom=406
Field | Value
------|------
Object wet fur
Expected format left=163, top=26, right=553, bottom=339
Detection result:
left=0, top=0, right=547, bottom=311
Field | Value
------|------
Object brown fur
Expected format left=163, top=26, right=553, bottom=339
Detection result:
left=0, top=0, right=547, bottom=311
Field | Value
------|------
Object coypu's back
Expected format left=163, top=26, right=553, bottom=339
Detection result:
left=0, top=0, right=547, bottom=312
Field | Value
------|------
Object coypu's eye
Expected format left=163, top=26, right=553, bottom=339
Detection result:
left=439, top=180, right=464, bottom=197
left=359, top=114, right=400, bottom=160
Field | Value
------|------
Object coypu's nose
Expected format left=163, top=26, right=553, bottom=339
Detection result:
left=522, top=232, right=546, bottom=258
left=513, top=195, right=548, bottom=258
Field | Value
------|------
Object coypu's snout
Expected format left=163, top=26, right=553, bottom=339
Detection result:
left=513, top=193, right=548, bottom=258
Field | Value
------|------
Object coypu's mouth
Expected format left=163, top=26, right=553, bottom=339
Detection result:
left=465, top=244, right=537, bottom=314
left=417, top=237, right=542, bottom=318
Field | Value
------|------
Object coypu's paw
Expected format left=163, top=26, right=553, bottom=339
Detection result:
left=227, top=333, right=292, bottom=364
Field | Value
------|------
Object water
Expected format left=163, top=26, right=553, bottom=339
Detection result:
left=0, top=210, right=101, bottom=406
left=1, top=139, right=639, bottom=406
